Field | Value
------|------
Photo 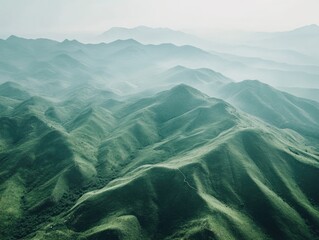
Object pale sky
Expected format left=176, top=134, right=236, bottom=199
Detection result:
left=0, top=0, right=318, bottom=39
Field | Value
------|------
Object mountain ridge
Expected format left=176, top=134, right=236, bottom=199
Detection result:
left=1, top=29, right=319, bottom=240
left=214, top=80, right=319, bottom=138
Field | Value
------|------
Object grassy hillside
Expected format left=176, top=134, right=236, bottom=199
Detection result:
left=1, top=36, right=319, bottom=240
left=0, top=84, right=121, bottom=239
left=1, top=84, right=318, bottom=239
left=214, top=80, right=319, bottom=139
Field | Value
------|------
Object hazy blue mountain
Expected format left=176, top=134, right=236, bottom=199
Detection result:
left=254, top=25, right=319, bottom=57
left=212, top=50, right=319, bottom=75
left=160, top=65, right=232, bottom=84
left=2, top=36, right=319, bottom=92
left=150, top=65, right=232, bottom=95
left=224, top=25, right=319, bottom=59
left=98, top=26, right=208, bottom=47
left=213, top=44, right=319, bottom=66
left=205, top=25, right=319, bottom=79
left=98, top=25, right=319, bottom=62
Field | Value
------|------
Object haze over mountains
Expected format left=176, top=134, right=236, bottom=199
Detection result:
left=2, top=29, right=319, bottom=92
left=99, top=25, right=319, bottom=95
left=1, top=24, right=319, bottom=240
left=99, top=25, right=319, bottom=60
left=234, top=24, right=319, bottom=57
left=98, top=25, right=319, bottom=54
left=98, top=26, right=205, bottom=47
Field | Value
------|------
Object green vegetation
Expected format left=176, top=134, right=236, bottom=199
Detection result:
left=215, top=80, right=319, bottom=139
left=0, top=36, right=319, bottom=240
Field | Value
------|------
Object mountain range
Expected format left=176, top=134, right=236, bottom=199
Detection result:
left=99, top=25, right=319, bottom=60
left=2, top=35, right=319, bottom=94
left=98, top=26, right=205, bottom=47
left=1, top=29, right=319, bottom=240
left=1, top=81, right=319, bottom=240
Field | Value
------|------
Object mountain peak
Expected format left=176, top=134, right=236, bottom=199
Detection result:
left=61, top=39, right=81, bottom=46
left=169, top=65, right=189, bottom=72
left=99, top=25, right=200, bottom=46
left=6, top=35, right=24, bottom=41
left=166, top=84, right=208, bottom=99
left=172, top=83, right=195, bottom=91
left=109, top=38, right=141, bottom=45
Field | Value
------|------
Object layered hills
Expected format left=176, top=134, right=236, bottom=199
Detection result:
left=2, top=35, right=319, bottom=96
left=98, top=26, right=204, bottom=47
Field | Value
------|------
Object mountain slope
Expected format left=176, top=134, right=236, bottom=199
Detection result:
left=279, top=87, right=319, bottom=103
left=0, top=81, right=30, bottom=99
left=1, top=85, right=315, bottom=240
left=214, top=80, right=319, bottom=139
left=153, top=65, right=232, bottom=94
left=0, top=86, right=120, bottom=239
left=54, top=85, right=319, bottom=240
left=66, top=126, right=319, bottom=240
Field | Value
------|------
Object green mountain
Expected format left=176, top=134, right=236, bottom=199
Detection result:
left=1, top=84, right=318, bottom=240
left=214, top=80, right=319, bottom=139
left=61, top=85, right=319, bottom=240
left=1, top=36, right=319, bottom=240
